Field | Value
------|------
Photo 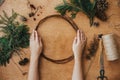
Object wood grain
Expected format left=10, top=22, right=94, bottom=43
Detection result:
left=0, top=0, right=120, bottom=80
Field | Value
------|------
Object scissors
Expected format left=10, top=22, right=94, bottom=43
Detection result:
left=97, top=39, right=108, bottom=80
left=97, top=69, right=108, bottom=80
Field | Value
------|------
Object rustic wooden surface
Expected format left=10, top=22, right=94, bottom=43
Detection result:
left=0, top=0, right=120, bottom=80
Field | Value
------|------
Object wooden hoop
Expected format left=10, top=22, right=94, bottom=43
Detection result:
left=35, top=14, right=79, bottom=64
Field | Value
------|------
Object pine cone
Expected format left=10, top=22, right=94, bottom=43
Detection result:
left=95, top=11, right=107, bottom=21
left=95, top=0, right=108, bottom=21
left=96, top=0, right=108, bottom=11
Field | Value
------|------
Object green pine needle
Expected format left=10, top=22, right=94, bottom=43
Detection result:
left=55, top=0, right=97, bottom=26
left=0, top=11, right=30, bottom=66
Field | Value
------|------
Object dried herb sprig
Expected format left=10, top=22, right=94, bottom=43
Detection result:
left=0, top=0, right=5, bottom=6
left=118, top=0, right=120, bottom=8
left=55, top=0, right=109, bottom=26
left=55, top=0, right=97, bottom=26
left=27, top=0, right=42, bottom=21
left=0, top=11, right=30, bottom=66
left=86, top=36, right=99, bottom=60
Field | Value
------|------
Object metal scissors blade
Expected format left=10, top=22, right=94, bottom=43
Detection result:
left=97, top=39, right=108, bottom=80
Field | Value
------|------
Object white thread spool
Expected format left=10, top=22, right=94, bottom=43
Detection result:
left=102, top=34, right=119, bottom=61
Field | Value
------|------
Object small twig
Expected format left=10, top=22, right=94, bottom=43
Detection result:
left=20, top=49, right=26, bottom=55
left=14, top=49, right=24, bottom=60
left=27, top=0, right=34, bottom=13
left=12, top=59, right=27, bottom=75
left=114, top=24, right=120, bottom=30
left=0, top=0, right=5, bottom=6
left=118, top=0, right=120, bottom=8
left=26, top=0, right=42, bottom=19
left=34, top=6, right=41, bottom=15
left=107, top=14, right=116, bottom=19
left=114, top=24, right=120, bottom=27
left=84, top=55, right=96, bottom=80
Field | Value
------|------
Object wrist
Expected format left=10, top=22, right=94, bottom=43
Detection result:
left=74, top=56, right=81, bottom=60
left=74, top=57, right=82, bottom=64
left=30, top=56, right=39, bottom=64
left=74, top=53, right=82, bottom=61
left=74, top=52, right=82, bottom=58
left=30, top=54, right=40, bottom=60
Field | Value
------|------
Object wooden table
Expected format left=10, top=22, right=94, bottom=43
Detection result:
left=0, top=0, right=120, bottom=80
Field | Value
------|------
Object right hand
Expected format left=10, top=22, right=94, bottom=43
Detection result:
left=72, top=30, right=86, bottom=58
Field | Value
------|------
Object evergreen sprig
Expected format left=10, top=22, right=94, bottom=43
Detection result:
left=55, top=0, right=97, bottom=26
left=0, top=11, right=30, bottom=66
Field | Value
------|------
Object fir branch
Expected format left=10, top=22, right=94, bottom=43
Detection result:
left=55, top=0, right=97, bottom=26
left=0, top=11, right=30, bottom=66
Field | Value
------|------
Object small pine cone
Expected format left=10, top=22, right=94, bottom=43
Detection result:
left=96, top=0, right=108, bottom=11
left=95, top=12, right=107, bottom=21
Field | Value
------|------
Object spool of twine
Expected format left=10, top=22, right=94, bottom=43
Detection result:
left=102, top=34, right=119, bottom=61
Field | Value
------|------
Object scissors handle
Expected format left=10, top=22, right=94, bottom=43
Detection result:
left=97, top=70, right=108, bottom=80
left=100, top=69, right=105, bottom=75
left=97, top=76, right=108, bottom=80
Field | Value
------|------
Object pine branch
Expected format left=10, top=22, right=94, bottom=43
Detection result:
left=55, top=0, right=97, bottom=26
left=0, top=11, right=30, bottom=66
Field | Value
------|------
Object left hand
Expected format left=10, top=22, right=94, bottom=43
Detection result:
left=30, top=30, right=43, bottom=59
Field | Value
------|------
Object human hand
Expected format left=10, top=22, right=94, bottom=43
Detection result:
left=30, top=30, right=43, bottom=59
left=72, top=30, right=86, bottom=59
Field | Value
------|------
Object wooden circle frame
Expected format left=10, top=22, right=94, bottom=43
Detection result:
left=35, top=14, right=79, bottom=64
